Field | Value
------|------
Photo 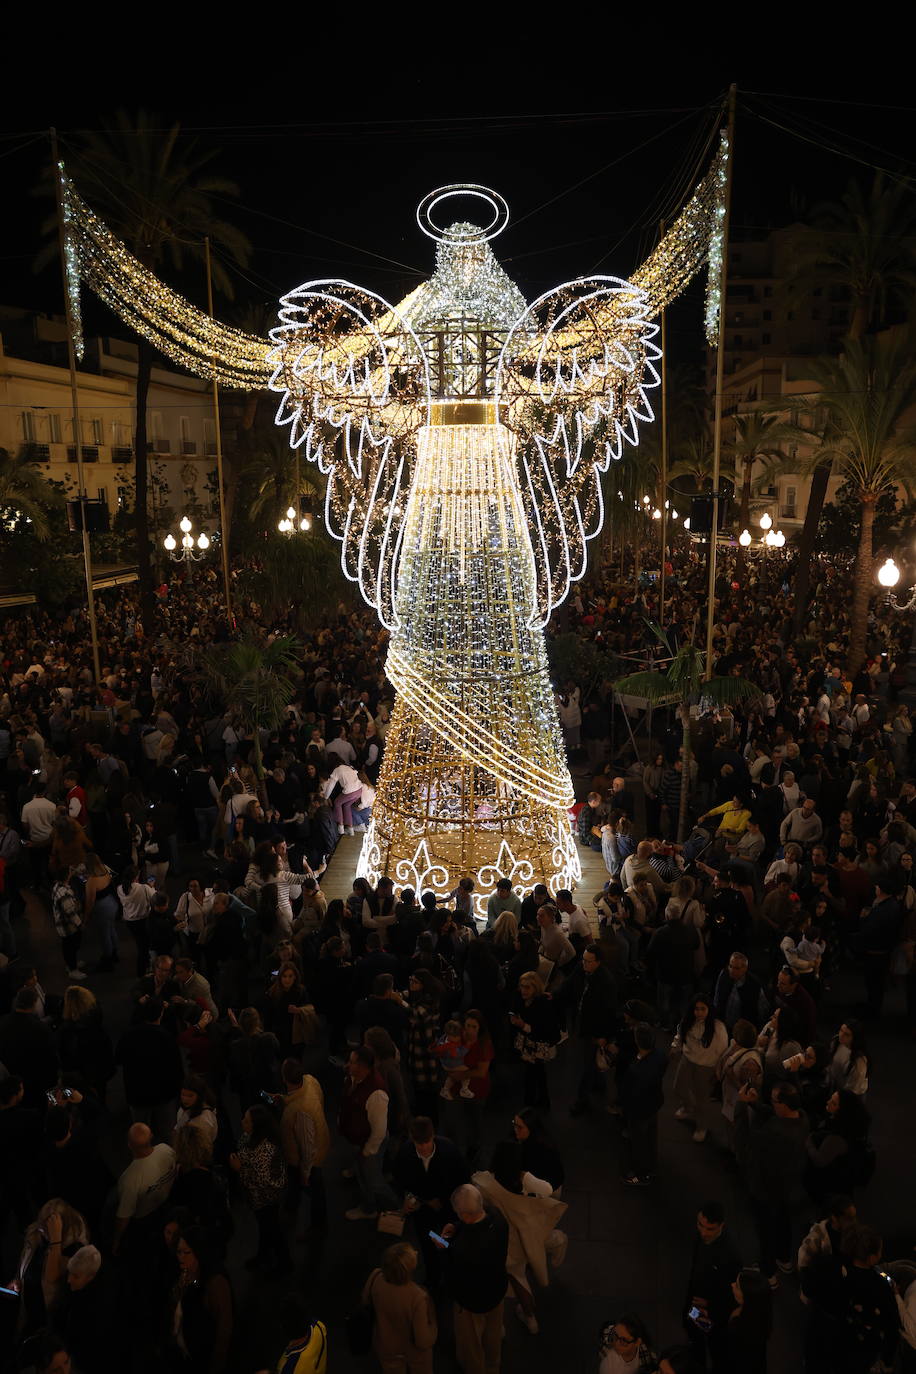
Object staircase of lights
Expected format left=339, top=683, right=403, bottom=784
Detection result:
left=163, top=514, right=212, bottom=562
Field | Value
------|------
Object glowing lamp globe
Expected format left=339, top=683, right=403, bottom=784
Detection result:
left=652, top=508, right=661, bottom=520
left=738, top=529, right=751, bottom=547
left=197, top=533, right=210, bottom=550
left=765, top=529, right=777, bottom=547
left=179, top=515, right=192, bottom=534
left=683, top=518, right=691, bottom=531
left=774, top=530, right=786, bottom=548
left=759, top=511, right=772, bottom=531
left=163, top=533, right=176, bottom=551
left=878, top=558, right=901, bottom=589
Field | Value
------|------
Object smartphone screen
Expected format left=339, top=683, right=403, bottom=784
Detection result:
left=0, top=1286, right=19, bottom=1299
left=428, top=1230, right=449, bottom=1248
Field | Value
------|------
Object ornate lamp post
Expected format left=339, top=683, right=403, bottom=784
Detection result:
left=877, top=557, right=916, bottom=706
left=163, top=514, right=211, bottom=562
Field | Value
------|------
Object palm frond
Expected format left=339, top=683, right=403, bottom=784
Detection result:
left=613, top=671, right=679, bottom=703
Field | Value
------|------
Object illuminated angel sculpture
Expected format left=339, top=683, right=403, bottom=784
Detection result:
left=60, top=140, right=728, bottom=916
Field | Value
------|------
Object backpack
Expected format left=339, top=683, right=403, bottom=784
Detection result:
left=277, top=1322, right=328, bottom=1374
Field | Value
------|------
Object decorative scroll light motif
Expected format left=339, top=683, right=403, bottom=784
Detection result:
left=59, top=134, right=729, bottom=911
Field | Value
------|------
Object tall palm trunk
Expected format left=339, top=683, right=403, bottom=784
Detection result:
left=134, top=337, right=155, bottom=630
left=792, top=461, right=832, bottom=636
left=847, top=493, right=876, bottom=674
left=677, top=704, right=692, bottom=842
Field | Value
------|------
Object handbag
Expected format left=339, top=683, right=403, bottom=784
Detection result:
left=345, top=1270, right=378, bottom=1356
left=377, top=1210, right=405, bottom=1236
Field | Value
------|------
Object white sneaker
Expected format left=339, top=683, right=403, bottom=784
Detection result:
left=692, top=1127, right=708, bottom=1143
left=345, top=826, right=354, bottom=836
left=440, top=1083, right=454, bottom=1100
left=674, top=1107, right=691, bottom=1121
left=459, top=1083, right=474, bottom=1099
left=337, top=824, right=345, bottom=835
left=515, top=1303, right=539, bottom=1335
left=67, top=968, right=87, bottom=981
left=353, top=824, right=367, bottom=833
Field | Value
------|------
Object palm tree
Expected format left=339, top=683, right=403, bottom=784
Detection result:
left=242, top=430, right=325, bottom=527
left=786, top=174, right=916, bottom=631
left=45, top=111, right=251, bottom=624
left=614, top=626, right=759, bottom=841
left=196, top=634, right=301, bottom=784
left=0, top=448, right=59, bottom=539
left=788, top=328, right=916, bottom=674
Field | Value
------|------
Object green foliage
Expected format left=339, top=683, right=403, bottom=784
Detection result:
left=236, top=528, right=343, bottom=629
left=818, top=480, right=899, bottom=550
left=195, top=633, right=301, bottom=778
left=546, top=632, right=618, bottom=699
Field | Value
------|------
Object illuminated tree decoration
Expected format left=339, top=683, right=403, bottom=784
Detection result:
left=60, top=139, right=729, bottom=916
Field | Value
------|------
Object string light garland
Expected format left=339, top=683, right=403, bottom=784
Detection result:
left=60, top=137, right=729, bottom=910
left=59, top=168, right=271, bottom=388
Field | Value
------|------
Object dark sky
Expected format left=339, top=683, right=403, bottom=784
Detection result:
left=3, top=58, right=914, bottom=372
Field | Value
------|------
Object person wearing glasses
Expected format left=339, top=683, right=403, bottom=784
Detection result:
left=597, top=1313, right=656, bottom=1372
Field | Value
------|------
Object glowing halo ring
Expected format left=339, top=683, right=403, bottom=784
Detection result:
left=416, top=184, right=510, bottom=245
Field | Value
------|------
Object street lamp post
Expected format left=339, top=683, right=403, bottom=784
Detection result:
left=877, top=558, right=916, bottom=706
left=163, top=514, right=212, bottom=563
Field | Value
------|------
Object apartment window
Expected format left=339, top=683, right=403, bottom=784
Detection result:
left=762, top=333, right=771, bottom=345
left=21, top=411, right=35, bottom=442
left=811, top=309, right=821, bottom=321
left=48, top=413, right=62, bottom=443
left=813, top=288, right=822, bottom=297
left=149, top=412, right=162, bottom=440
left=764, top=286, right=773, bottom=297
left=204, top=419, right=216, bottom=454
left=782, top=484, right=797, bottom=519
left=733, top=335, right=743, bottom=348
left=763, top=310, right=772, bottom=321
left=90, top=418, right=103, bottom=444
left=97, top=487, right=107, bottom=505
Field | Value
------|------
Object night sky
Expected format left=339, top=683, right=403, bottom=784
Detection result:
left=2, top=59, right=913, bottom=374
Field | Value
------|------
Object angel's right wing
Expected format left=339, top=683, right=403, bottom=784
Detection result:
left=267, top=281, right=430, bottom=627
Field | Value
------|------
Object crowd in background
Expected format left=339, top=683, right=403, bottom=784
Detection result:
left=0, top=548, right=915, bottom=1373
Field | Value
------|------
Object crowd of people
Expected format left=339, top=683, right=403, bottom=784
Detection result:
left=0, top=547, right=915, bottom=1373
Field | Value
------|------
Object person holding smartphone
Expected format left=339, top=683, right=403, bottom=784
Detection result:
left=682, top=1201, right=741, bottom=1370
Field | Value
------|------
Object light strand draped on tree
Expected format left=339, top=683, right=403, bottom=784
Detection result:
left=59, top=136, right=729, bottom=916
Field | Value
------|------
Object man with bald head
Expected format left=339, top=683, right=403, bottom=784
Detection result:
left=112, top=1122, right=176, bottom=1256
left=433, top=1182, right=508, bottom=1374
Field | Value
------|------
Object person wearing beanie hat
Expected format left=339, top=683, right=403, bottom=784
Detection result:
left=618, top=1023, right=667, bottom=1188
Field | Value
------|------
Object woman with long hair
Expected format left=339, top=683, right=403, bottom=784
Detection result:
left=175, top=1075, right=219, bottom=1145
left=757, top=1006, right=804, bottom=1080
left=446, top=1010, right=494, bottom=1159
left=670, top=995, right=728, bottom=1144
left=169, top=1226, right=233, bottom=1374
left=512, top=1107, right=565, bottom=1194
left=261, top=961, right=316, bottom=1059
left=804, top=1088, right=873, bottom=1204
left=828, top=1020, right=869, bottom=1097
left=228, top=1104, right=289, bottom=1274
left=16, top=1199, right=90, bottom=1336
left=725, top=1267, right=773, bottom=1374
left=509, top=971, right=562, bottom=1112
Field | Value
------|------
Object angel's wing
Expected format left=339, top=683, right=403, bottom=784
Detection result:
left=267, top=281, right=430, bottom=627
left=496, top=276, right=660, bottom=627
left=495, top=133, right=729, bottom=628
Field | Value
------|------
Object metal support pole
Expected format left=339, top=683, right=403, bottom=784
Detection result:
left=705, top=85, right=736, bottom=679
left=204, top=237, right=234, bottom=625
left=51, top=130, right=101, bottom=685
left=659, top=220, right=668, bottom=628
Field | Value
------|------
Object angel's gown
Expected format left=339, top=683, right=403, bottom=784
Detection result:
left=357, top=231, right=581, bottom=917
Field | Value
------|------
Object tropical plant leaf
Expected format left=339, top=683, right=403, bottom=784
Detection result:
left=612, top=671, right=679, bottom=703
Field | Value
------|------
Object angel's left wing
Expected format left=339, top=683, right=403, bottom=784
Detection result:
left=496, top=276, right=660, bottom=627
left=267, top=281, right=430, bottom=627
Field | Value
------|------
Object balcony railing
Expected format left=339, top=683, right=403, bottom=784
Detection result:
left=67, top=446, right=99, bottom=462
left=181, top=440, right=198, bottom=455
